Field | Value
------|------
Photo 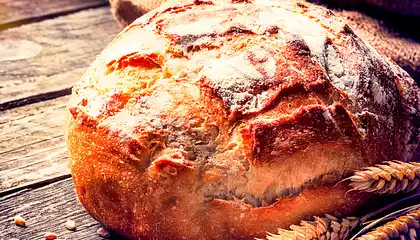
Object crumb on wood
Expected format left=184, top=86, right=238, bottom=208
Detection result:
left=65, top=219, right=76, bottom=231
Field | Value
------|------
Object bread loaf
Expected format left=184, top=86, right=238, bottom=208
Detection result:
left=65, top=0, right=420, bottom=239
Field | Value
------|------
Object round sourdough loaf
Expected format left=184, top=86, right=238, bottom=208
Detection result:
left=65, top=0, right=420, bottom=239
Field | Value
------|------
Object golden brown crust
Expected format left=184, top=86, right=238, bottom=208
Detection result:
left=65, top=0, right=420, bottom=239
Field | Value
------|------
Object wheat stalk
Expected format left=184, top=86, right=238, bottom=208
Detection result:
left=348, top=161, right=420, bottom=194
left=264, top=214, right=360, bottom=240
left=262, top=161, right=420, bottom=240
left=356, top=208, right=420, bottom=240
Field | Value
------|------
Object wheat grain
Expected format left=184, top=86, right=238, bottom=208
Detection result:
left=265, top=214, right=360, bottom=240
left=349, top=161, right=420, bottom=194
left=44, top=232, right=57, bottom=240
left=357, top=208, right=420, bottom=240
left=97, top=227, right=111, bottom=238
left=65, top=219, right=76, bottom=231
left=13, top=215, right=26, bottom=227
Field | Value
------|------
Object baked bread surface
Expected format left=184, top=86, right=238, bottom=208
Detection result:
left=65, top=0, right=420, bottom=239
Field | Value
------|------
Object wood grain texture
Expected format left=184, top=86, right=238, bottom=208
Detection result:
left=0, top=0, right=108, bottom=29
left=0, top=178, right=127, bottom=240
left=0, top=6, right=120, bottom=110
left=0, top=96, right=70, bottom=194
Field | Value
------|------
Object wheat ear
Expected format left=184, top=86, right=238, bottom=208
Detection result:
left=264, top=214, right=360, bottom=240
left=349, top=161, right=420, bottom=194
left=356, top=208, right=420, bottom=240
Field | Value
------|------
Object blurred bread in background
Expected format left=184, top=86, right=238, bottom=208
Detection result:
left=108, top=0, right=420, bottom=81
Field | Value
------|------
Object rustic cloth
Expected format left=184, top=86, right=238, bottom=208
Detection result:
left=109, top=0, right=167, bottom=27
left=109, top=0, right=420, bottom=81
left=316, top=0, right=420, bottom=16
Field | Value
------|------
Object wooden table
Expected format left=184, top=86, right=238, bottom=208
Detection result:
left=0, top=1, right=127, bottom=239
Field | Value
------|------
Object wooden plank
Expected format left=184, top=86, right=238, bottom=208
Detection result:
left=0, top=96, right=70, bottom=193
left=0, top=0, right=108, bottom=30
left=0, top=178, right=127, bottom=239
left=0, top=6, right=120, bottom=110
